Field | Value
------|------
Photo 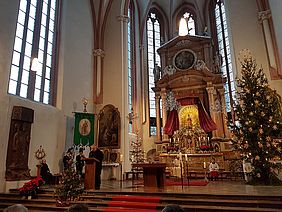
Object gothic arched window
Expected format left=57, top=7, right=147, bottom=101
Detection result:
left=147, top=11, right=162, bottom=136
left=128, top=1, right=136, bottom=133
left=211, top=0, right=235, bottom=114
left=181, top=12, right=195, bottom=35
left=8, top=0, right=60, bottom=105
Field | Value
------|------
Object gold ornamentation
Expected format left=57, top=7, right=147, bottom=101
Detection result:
left=35, top=145, right=46, bottom=160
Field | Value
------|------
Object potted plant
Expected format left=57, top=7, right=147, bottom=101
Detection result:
left=18, top=177, right=45, bottom=199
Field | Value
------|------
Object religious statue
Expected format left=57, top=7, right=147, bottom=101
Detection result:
left=213, top=52, right=223, bottom=73
left=153, top=64, right=161, bottom=82
left=163, top=65, right=176, bottom=76
left=187, top=114, right=193, bottom=128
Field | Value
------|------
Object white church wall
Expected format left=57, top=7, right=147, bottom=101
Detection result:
left=0, top=0, right=94, bottom=192
left=59, top=0, right=93, bottom=116
left=102, top=0, right=128, bottom=171
left=58, top=0, right=94, bottom=149
left=226, top=0, right=282, bottom=96
left=268, top=0, right=282, bottom=95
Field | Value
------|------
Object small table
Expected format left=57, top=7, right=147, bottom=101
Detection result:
left=132, top=163, right=166, bottom=188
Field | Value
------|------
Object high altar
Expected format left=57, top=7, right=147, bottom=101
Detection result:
left=153, top=34, right=233, bottom=175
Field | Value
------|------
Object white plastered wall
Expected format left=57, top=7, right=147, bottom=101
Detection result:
left=0, top=0, right=93, bottom=192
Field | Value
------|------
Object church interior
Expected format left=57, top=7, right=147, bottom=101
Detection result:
left=0, top=0, right=282, bottom=211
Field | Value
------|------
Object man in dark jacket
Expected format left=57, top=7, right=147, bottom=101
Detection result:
left=89, top=145, right=104, bottom=190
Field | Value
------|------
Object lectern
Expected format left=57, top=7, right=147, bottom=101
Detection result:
left=83, top=158, right=98, bottom=190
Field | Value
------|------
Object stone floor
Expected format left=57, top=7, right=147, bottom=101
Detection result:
left=99, top=179, right=282, bottom=196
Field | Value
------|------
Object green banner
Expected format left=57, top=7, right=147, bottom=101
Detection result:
left=73, top=112, right=95, bottom=146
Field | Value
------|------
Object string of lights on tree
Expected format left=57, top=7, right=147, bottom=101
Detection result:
left=229, top=49, right=282, bottom=185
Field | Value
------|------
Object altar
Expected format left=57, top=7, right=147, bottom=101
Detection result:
left=132, top=163, right=166, bottom=188
left=159, top=152, right=224, bottom=178
left=101, top=162, right=121, bottom=180
left=152, top=34, right=232, bottom=155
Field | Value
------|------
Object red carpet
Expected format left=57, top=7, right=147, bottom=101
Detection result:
left=104, top=195, right=160, bottom=212
left=133, top=179, right=208, bottom=186
left=165, top=180, right=208, bottom=186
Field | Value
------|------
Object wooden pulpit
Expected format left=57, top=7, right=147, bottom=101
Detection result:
left=83, top=158, right=98, bottom=190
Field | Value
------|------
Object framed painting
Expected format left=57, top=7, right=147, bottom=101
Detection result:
left=98, top=104, right=120, bottom=149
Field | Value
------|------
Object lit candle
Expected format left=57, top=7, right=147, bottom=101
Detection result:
left=179, top=152, right=182, bottom=161
left=204, top=162, right=206, bottom=169
left=185, top=154, right=188, bottom=162
left=120, top=154, right=123, bottom=162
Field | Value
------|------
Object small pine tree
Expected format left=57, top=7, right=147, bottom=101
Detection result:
left=129, top=131, right=145, bottom=163
left=55, top=168, right=84, bottom=202
left=229, top=50, right=282, bottom=185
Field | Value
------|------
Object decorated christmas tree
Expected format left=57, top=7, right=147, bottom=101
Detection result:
left=129, top=131, right=145, bottom=163
left=54, top=168, right=84, bottom=205
left=229, top=50, right=282, bottom=185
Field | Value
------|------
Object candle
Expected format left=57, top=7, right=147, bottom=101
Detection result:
left=204, top=162, right=206, bottom=169
left=185, top=154, right=188, bottom=162
left=179, top=152, right=182, bottom=161
left=120, top=154, right=123, bottom=162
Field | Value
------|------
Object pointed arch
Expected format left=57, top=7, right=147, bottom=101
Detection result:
left=173, top=2, right=197, bottom=35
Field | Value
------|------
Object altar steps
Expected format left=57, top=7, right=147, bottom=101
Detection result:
left=0, top=190, right=282, bottom=211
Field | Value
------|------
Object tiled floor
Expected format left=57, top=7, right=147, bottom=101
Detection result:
left=100, top=179, right=282, bottom=196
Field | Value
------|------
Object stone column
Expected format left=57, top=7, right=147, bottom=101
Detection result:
left=258, top=10, right=280, bottom=78
left=155, top=95, right=161, bottom=141
left=206, top=86, right=216, bottom=137
left=93, top=49, right=105, bottom=98
left=117, top=15, right=130, bottom=174
left=218, top=88, right=229, bottom=138
left=160, top=89, right=168, bottom=140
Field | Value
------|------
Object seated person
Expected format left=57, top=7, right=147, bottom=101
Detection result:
left=209, top=158, right=219, bottom=181
left=40, top=159, right=53, bottom=184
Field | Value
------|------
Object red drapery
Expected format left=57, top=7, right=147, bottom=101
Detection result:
left=163, top=110, right=179, bottom=136
left=163, top=97, right=217, bottom=135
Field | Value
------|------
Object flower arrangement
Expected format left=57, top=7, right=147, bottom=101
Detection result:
left=199, top=145, right=213, bottom=151
left=18, top=177, right=45, bottom=197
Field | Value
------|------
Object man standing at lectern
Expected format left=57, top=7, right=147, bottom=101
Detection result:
left=89, top=145, right=104, bottom=190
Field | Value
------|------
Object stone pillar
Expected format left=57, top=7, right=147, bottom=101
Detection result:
left=93, top=49, right=105, bottom=99
left=161, top=89, right=168, bottom=140
left=206, top=86, right=217, bottom=137
left=218, top=88, right=229, bottom=138
left=258, top=10, right=281, bottom=79
left=155, top=95, right=161, bottom=141
left=117, top=15, right=130, bottom=174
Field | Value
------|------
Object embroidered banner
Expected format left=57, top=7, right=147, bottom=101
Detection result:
left=73, top=112, right=94, bottom=146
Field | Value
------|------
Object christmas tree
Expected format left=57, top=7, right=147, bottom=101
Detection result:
left=129, top=131, right=145, bottom=163
left=230, top=50, right=282, bottom=185
left=55, top=168, right=84, bottom=204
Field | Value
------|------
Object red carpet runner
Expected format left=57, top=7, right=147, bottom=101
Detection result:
left=134, top=180, right=208, bottom=186
left=166, top=180, right=208, bottom=186
left=104, top=195, right=161, bottom=212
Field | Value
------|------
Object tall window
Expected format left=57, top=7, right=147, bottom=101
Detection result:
left=182, top=12, right=195, bottom=35
left=128, top=2, right=135, bottom=133
left=147, top=12, right=161, bottom=136
left=214, top=0, right=235, bottom=113
left=8, top=0, right=59, bottom=105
